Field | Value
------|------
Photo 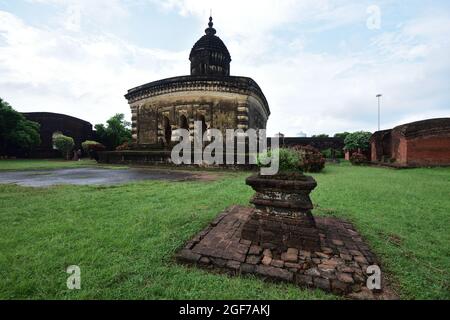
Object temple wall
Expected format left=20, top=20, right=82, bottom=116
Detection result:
left=130, top=90, right=268, bottom=147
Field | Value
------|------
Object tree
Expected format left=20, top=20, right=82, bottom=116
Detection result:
left=81, top=140, right=105, bottom=160
left=53, top=133, right=74, bottom=160
left=344, top=131, right=372, bottom=151
left=312, top=134, right=329, bottom=138
left=334, top=132, right=350, bottom=140
left=94, top=113, right=131, bottom=150
left=0, top=98, right=41, bottom=156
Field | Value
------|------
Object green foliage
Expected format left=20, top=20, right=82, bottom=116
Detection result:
left=94, top=113, right=131, bottom=150
left=0, top=98, right=41, bottom=156
left=293, top=145, right=326, bottom=172
left=344, top=131, right=372, bottom=151
left=322, top=148, right=344, bottom=159
left=312, top=134, right=329, bottom=138
left=81, top=140, right=106, bottom=160
left=81, top=140, right=104, bottom=152
left=257, top=148, right=303, bottom=173
left=349, top=152, right=369, bottom=165
left=333, top=132, right=350, bottom=140
left=53, top=133, right=74, bottom=159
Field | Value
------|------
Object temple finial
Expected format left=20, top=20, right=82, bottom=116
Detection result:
left=205, top=14, right=216, bottom=35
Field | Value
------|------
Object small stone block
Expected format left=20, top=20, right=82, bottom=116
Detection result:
left=340, top=253, right=353, bottom=261
left=296, top=274, right=313, bottom=286
left=322, top=247, right=334, bottom=254
left=299, top=250, right=311, bottom=258
left=240, top=263, right=255, bottom=274
left=256, top=265, right=293, bottom=282
left=263, top=249, right=273, bottom=258
left=199, top=257, right=211, bottom=265
left=305, top=267, right=320, bottom=277
left=354, top=256, right=368, bottom=265
left=226, top=260, right=241, bottom=270
left=337, top=272, right=354, bottom=284
left=176, top=249, right=201, bottom=263
left=248, top=245, right=262, bottom=255
left=284, top=248, right=299, bottom=262
left=331, top=280, right=349, bottom=294
left=315, top=252, right=330, bottom=259
left=271, top=259, right=284, bottom=268
left=314, top=277, right=330, bottom=291
left=261, top=256, right=272, bottom=265
left=245, top=255, right=261, bottom=265
left=332, top=239, right=344, bottom=246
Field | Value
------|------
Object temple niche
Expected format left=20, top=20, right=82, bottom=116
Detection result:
left=124, top=17, right=270, bottom=148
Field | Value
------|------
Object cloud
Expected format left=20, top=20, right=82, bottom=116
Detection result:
left=0, top=10, right=186, bottom=126
left=27, top=0, right=130, bottom=30
left=0, top=1, right=449, bottom=136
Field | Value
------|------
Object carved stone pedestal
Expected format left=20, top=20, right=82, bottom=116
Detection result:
left=241, top=174, right=321, bottom=251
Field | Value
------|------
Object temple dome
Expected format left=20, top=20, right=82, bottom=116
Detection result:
left=189, top=16, right=231, bottom=76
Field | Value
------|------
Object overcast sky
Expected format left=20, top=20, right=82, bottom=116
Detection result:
left=1, top=0, right=449, bottom=136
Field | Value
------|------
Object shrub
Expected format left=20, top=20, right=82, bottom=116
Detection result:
left=82, top=140, right=105, bottom=152
left=293, top=145, right=325, bottom=172
left=81, top=140, right=105, bottom=160
left=53, top=134, right=74, bottom=160
left=257, top=148, right=303, bottom=174
left=322, top=148, right=344, bottom=159
left=350, top=152, right=368, bottom=165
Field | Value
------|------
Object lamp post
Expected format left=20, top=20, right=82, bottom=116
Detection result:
left=376, top=94, right=382, bottom=131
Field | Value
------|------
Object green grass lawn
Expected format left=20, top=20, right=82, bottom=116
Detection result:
left=0, top=161, right=448, bottom=299
left=0, top=159, right=98, bottom=171
left=0, top=159, right=128, bottom=171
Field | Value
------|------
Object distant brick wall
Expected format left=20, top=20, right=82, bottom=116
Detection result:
left=370, top=118, right=450, bottom=167
left=407, top=135, right=450, bottom=166
left=275, top=137, right=345, bottom=151
left=21, top=112, right=93, bottom=158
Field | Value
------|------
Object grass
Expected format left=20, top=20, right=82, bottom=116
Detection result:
left=0, top=161, right=449, bottom=299
left=0, top=159, right=127, bottom=171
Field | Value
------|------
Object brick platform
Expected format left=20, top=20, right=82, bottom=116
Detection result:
left=176, top=205, right=397, bottom=299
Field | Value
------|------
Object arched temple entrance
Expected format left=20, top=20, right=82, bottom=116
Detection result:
left=163, top=116, right=172, bottom=145
left=179, top=114, right=189, bottom=131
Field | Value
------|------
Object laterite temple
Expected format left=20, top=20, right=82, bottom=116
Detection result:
left=126, top=16, right=270, bottom=148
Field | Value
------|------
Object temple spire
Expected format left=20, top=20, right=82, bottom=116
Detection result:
left=205, top=15, right=216, bottom=35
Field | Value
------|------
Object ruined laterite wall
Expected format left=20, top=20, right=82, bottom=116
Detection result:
left=21, top=112, right=93, bottom=158
left=370, top=118, right=450, bottom=167
left=406, top=135, right=450, bottom=166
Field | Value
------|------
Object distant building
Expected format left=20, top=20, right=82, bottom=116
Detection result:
left=22, top=112, right=93, bottom=158
left=297, top=131, right=307, bottom=137
left=370, top=118, right=450, bottom=167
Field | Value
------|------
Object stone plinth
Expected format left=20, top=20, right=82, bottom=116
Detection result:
left=175, top=206, right=396, bottom=299
left=241, top=174, right=320, bottom=251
